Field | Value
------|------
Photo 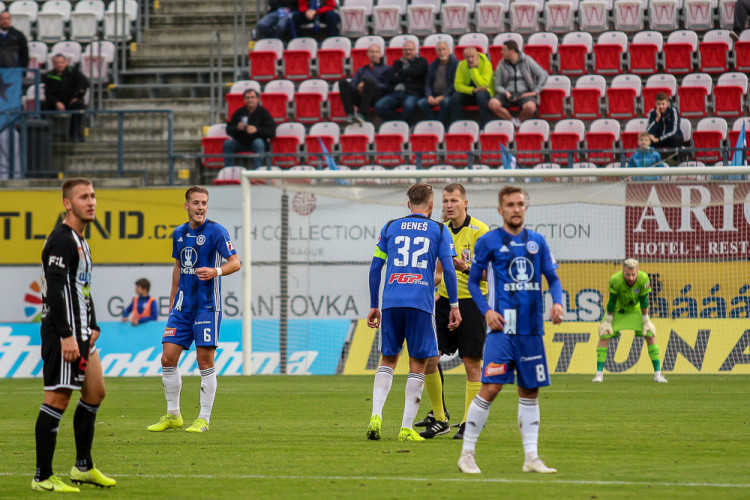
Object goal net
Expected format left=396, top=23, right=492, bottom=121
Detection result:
left=239, top=166, right=750, bottom=377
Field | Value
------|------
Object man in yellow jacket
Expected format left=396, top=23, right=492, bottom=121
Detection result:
left=450, top=47, right=494, bottom=126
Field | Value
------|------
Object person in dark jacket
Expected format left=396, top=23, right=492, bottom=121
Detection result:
left=338, top=44, right=388, bottom=123
left=223, top=89, right=276, bottom=168
left=646, top=93, right=684, bottom=150
left=256, top=0, right=297, bottom=39
left=43, top=54, right=89, bottom=141
left=374, top=40, right=428, bottom=123
left=0, top=12, right=29, bottom=68
left=417, top=41, right=458, bottom=126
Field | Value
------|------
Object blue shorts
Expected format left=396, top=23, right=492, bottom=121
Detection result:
left=481, top=333, right=550, bottom=389
left=380, top=307, right=438, bottom=359
left=163, top=309, right=222, bottom=350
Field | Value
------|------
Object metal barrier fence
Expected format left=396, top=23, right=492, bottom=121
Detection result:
left=0, top=110, right=175, bottom=184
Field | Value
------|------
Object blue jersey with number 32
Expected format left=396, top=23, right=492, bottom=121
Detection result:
left=172, top=219, right=237, bottom=313
left=472, top=228, right=557, bottom=336
left=376, top=214, right=456, bottom=314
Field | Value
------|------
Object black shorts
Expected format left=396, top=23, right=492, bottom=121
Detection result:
left=435, top=296, right=487, bottom=359
left=41, top=326, right=90, bottom=391
left=495, top=93, right=536, bottom=110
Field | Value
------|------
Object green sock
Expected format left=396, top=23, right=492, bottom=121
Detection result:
left=648, top=343, right=660, bottom=371
left=596, top=347, right=607, bottom=371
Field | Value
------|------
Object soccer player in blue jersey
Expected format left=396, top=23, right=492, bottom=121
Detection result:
left=148, top=186, right=241, bottom=433
left=457, top=185, right=565, bottom=474
left=366, top=183, right=462, bottom=442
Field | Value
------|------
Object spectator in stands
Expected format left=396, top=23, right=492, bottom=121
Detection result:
left=338, top=44, right=388, bottom=124
left=374, top=40, right=428, bottom=123
left=43, top=54, right=90, bottom=142
left=730, top=0, right=749, bottom=40
left=626, top=131, right=664, bottom=181
left=451, top=47, right=493, bottom=127
left=0, top=12, right=28, bottom=69
left=223, top=89, right=276, bottom=168
left=646, top=93, right=684, bottom=150
left=417, top=41, right=458, bottom=126
left=291, top=0, right=341, bottom=37
left=256, top=0, right=298, bottom=39
left=488, top=40, right=547, bottom=129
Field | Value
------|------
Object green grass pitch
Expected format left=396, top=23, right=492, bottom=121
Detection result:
left=1, top=375, right=748, bottom=499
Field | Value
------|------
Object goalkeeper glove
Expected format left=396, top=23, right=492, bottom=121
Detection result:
left=642, top=314, right=656, bottom=337
left=598, top=313, right=614, bottom=338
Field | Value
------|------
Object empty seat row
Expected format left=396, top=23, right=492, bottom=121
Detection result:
left=8, top=0, right=138, bottom=43
left=540, top=72, right=750, bottom=122
left=202, top=116, right=750, bottom=169
left=337, top=0, right=737, bottom=37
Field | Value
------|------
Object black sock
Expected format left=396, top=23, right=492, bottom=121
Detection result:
left=73, top=400, right=100, bottom=471
left=35, top=404, right=64, bottom=481
left=438, top=363, right=448, bottom=416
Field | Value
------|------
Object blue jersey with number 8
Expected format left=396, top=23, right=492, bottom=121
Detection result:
left=470, top=228, right=557, bottom=336
left=376, top=214, right=456, bottom=314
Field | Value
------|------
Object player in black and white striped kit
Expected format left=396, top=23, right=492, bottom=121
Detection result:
left=32, top=178, right=116, bottom=493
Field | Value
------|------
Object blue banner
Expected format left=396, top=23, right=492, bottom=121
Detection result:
left=0, top=67, right=22, bottom=130
left=0, top=319, right=352, bottom=378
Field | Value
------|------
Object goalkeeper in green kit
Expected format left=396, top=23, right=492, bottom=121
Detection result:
left=593, top=259, right=668, bottom=383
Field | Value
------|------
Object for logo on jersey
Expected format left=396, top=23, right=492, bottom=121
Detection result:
left=227, top=240, right=234, bottom=252
left=163, top=327, right=176, bottom=337
left=48, top=255, right=65, bottom=268
left=527, top=241, right=539, bottom=254
left=196, top=235, right=206, bottom=245
left=485, top=362, right=507, bottom=377
left=180, top=247, right=197, bottom=274
left=388, top=273, right=424, bottom=284
left=505, top=257, right=540, bottom=291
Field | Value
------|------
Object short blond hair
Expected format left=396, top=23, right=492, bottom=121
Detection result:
left=623, top=258, right=639, bottom=270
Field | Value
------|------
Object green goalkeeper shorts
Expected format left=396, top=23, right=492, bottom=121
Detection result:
left=603, top=310, right=652, bottom=339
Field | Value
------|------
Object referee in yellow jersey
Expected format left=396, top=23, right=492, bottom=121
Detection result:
left=416, top=184, right=489, bottom=439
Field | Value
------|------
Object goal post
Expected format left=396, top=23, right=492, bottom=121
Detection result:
left=240, top=166, right=750, bottom=376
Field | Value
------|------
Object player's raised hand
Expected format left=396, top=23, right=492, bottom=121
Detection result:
left=367, top=308, right=381, bottom=329
left=549, top=303, right=564, bottom=324
left=485, top=309, right=505, bottom=331
left=448, top=306, right=462, bottom=330
left=61, top=335, right=80, bottom=363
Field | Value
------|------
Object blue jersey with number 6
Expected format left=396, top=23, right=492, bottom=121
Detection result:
left=376, top=214, right=456, bottom=314
left=471, top=228, right=557, bottom=336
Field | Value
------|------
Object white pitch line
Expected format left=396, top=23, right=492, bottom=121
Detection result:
left=4, top=472, right=748, bottom=489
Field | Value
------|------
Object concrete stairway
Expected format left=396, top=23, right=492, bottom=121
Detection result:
left=64, top=0, right=260, bottom=182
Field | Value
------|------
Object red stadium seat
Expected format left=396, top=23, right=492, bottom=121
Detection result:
left=445, top=120, right=480, bottom=166
left=558, top=31, right=593, bottom=76
left=374, top=120, right=410, bottom=166
left=735, top=32, right=750, bottom=72
left=294, top=80, right=328, bottom=124
left=525, top=32, right=558, bottom=73
left=514, top=119, right=550, bottom=165
left=539, top=75, right=570, bottom=120
left=698, top=30, right=731, bottom=75
left=593, top=31, right=627, bottom=75
left=728, top=118, right=750, bottom=152
left=410, top=120, right=445, bottom=166
left=607, top=74, right=641, bottom=119
left=340, top=122, right=375, bottom=167
left=270, top=122, right=305, bottom=167
left=328, top=81, right=348, bottom=124
left=571, top=75, right=605, bottom=120
left=663, top=30, right=697, bottom=75
left=304, top=122, right=341, bottom=166
left=642, top=74, right=677, bottom=114
left=713, top=73, right=748, bottom=119
left=621, top=117, right=648, bottom=151
left=201, top=124, right=228, bottom=168
left=677, top=73, right=712, bottom=118
left=550, top=119, right=584, bottom=164
left=283, top=37, right=317, bottom=81
left=248, top=38, right=283, bottom=82
left=628, top=31, right=662, bottom=75
left=692, top=117, right=727, bottom=163
left=479, top=120, right=515, bottom=166
left=261, top=79, right=294, bottom=124
left=585, top=118, right=620, bottom=165
left=317, top=37, right=351, bottom=81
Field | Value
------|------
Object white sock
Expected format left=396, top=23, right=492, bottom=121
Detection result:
left=372, top=366, right=394, bottom=418
left=401, top=372, right=425, bottom=429
left=518, top=397, right=540, bottom=459
left=198, top=367, right=217, bottom=423
left=162, top=365, right=182, bottom=416
left=462, top=396, right=491, bottom=452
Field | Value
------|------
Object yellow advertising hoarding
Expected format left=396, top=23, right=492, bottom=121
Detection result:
left=0, top=189, right=187, bottom=264
left=342, top=319, right=750, bottom=375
